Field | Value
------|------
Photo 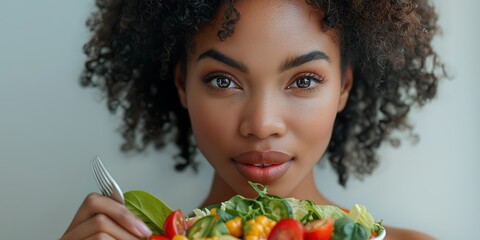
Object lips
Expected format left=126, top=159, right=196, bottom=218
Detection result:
left=232, top=150, right=293, bottom=184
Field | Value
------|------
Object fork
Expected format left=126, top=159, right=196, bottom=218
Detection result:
left=91, top=156, right=125, bottom=204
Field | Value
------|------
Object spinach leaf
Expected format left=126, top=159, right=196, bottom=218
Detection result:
left=124, top=190, right=173, bottom=235
left=332, top=217, right=370, bottom=240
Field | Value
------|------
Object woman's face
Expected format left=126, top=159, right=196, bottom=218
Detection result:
left=176, top=0, right=351, bottom=197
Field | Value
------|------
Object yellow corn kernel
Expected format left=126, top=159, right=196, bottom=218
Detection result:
left=264, top=226, right=271, bottom=236
left=248, top=222, right=264, bottom=236
left=255, top=215, right=269, bottom=226
left=225, top=217, right=243, bottom=237
left=210, top=208, right=217, bottom=215
left=172, top=235, right=189, bottom=240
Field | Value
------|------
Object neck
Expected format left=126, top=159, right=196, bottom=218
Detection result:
left=288, top=171, right=334, bottom=205
left=199, top=173, right=237, bottom=208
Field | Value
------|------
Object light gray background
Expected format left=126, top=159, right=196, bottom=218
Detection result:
left=0, top=0, right=478, bottom=239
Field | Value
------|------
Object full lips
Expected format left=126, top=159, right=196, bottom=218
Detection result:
left=232, top=151, right=293, bottom=184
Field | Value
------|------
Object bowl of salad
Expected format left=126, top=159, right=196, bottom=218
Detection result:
left=124, top=182, right=385, bottom=240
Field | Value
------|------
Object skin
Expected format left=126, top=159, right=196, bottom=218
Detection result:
left=176, top=0, right=351, bottom=204
left=61, top=0, right=435, bottom=239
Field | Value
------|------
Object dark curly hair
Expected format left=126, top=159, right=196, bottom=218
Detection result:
left=81, top=0, right=446, bottom=186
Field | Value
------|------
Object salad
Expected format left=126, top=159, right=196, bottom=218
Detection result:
left=124, top=182, right=384, bottom=240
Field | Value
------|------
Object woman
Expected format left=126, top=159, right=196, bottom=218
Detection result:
left=62, top=0, right=444, bottom=239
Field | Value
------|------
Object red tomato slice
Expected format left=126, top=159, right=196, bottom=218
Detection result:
left=163, top=209, right=187, bottom=238
left=268, top=218, right=304, bottom=240
left=303, top=218, right=334, bottom=240
left=150, top=235, right=170, bottom=240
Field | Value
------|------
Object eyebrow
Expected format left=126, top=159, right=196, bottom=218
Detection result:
left=279, top=51, right=331, bottom=72
left=197, top=49, right=249, bottom=73
left=197, top=49, right=331, bottom=74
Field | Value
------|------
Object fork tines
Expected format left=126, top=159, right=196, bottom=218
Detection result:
left=91, top=158, right=113, bottom=196
left=90, top=156, right=124, bottom=204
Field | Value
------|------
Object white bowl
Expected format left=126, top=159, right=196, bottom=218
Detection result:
left=370, top=228, right=386, bottom=240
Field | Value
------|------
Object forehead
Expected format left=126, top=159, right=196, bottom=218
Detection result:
left=188, top=0, right=340, bottom=67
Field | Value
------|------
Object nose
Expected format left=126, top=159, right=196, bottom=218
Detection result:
left=239, top=94, right=287, bottom=139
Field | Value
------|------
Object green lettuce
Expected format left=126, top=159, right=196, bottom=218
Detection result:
left=347, top=204, right=375, bottom=230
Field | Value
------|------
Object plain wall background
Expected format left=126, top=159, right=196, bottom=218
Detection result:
left=0, top=0, right=478, bottom=239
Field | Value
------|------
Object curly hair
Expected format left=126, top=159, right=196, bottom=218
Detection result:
left=81, top=0, right=445, bottom=186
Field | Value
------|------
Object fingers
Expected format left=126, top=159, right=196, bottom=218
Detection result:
left=84, top=233, right=115, bottom=240
left=61, top=193, right=152, bottom=239
left=62, top=213, right=138, bottom=240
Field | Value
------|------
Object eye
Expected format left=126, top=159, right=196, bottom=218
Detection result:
left=293, top=77, right=313, bottom=88
left=288, top=73, right=324, bottom=89
left=215, top=77, right=235, bottom=88
left=202, top=72, right=239, bottom=89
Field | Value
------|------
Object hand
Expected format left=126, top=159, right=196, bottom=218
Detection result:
left=60, top=193, right=152, bottom=240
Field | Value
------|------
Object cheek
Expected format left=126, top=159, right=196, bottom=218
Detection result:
left=288, top=93, right=340, bottom=156
left=186, top=94, right=237, bottom=154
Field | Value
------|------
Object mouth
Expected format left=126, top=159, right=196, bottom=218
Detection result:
left=232, top=150, right=293, bottom=184
left=252, top=163, right=273, bottom=168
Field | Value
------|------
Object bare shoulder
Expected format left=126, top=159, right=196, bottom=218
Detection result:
left=384, top=226, right=436, bottom=240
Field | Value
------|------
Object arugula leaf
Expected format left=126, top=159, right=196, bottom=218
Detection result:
left=124, top=190, right=172, bottom=235
left=249, top=181, right=269, bottom=197
left=332, top=217, right=370, bottom=240
left=219, top=182, right=293, bottom=221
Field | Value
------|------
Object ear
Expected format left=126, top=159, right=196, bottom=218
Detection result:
left=337, top=65, right=353, bottom=112
left=174, top=63, right=188, bottom=108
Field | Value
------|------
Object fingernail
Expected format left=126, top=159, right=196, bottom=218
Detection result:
left=135, top=218, right=152, bottom=237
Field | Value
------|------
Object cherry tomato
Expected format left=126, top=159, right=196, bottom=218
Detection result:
left=163, top=209, right=187, bottom=238
left=150, top=235, right=170, bottom=240
left=303, top=218, right=334, bottom=240
left=268, top=218, right=304, bottom=240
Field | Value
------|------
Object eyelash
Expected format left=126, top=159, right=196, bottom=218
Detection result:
left=201, top=72, right=239, bottom=91
left=287, top=73, right=326, bottom=93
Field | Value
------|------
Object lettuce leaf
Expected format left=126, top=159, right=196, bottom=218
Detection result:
left=347, top=204, right=375, bottom=230
left=310, top=204, right=348, bottom=220
left=285, top=198, right=309, bottom=220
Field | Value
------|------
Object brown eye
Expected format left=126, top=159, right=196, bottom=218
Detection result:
left=216, top=78, right=232, bottom=88
left=295, top=77, right=311, bottom=88
left=202, top=72, right=239, bottom=89
left=289, top=73, right=324, bottom=89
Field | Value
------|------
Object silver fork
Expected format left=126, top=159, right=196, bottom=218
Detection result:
left=91, top=156, right=125, bottom=204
